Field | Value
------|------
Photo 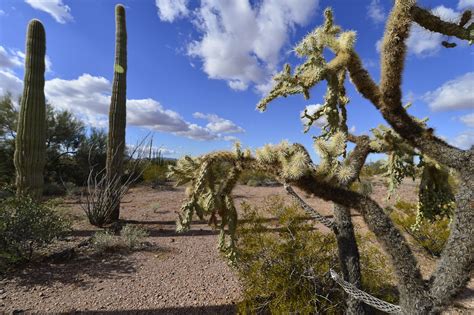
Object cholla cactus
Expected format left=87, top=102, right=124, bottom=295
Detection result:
left=258, top=8, right=354, bottom=139
left=417, top=157, right=455, bottom=222
left=169, top=142, right=314, bottom=261
left=255, top=141, right=312, bottom=181
left=313, top=131, right=353, bottom=183
left=169, top=149, right=244, bottom=259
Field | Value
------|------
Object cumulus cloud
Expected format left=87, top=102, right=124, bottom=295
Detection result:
left=422, top=72, right=474, bottom=111
left=185, top=0, right=319, bottom=91
left=0, top=70, right=23, bottom=97
left=0, top=47, right=243, bottom=141
left=0, top=46, right=23, bottom=69
left=460, top=113, right=474, bottom=127
left=0, top=46, right=52, bottom=75
left=450, top=130, right=474, bottom=149
left=458, top=0, right=474, bottom=10
left=43, top=74, right=243, bottom=140
left=193, top=112, right=245, bottom=133
left=25, top=0, right=73, bottom=24
left=367, top=0, right=385, bottom=24
left=155, top=0, right=189, bottom=22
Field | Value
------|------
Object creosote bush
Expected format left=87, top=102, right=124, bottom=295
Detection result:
left=236, top=197, right=397, bottom=314
left=91, top=224, right=148, bottom=253
left=238, top=168, right=279, bottom=187
left=0, top=196, right=70, bottom=265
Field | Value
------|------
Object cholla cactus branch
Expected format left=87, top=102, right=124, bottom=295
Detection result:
left=417, top=158, right=455, bottom=221
left=283, top=184, right=336, bottom=231
left=330, top=269, right=402, bottom=314
left=258, top=8, right=354, bottom=138
left=169, top=150, right=247, bottom=259
left=410, top=6, right=474, bottom=42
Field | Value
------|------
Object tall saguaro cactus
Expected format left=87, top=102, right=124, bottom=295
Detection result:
left=14, top=19, right=47, bottom=200
left=106, top=4, right=127, bottom=222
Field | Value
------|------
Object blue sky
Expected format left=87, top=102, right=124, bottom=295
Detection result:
left=0, top=0, right=473, bottom=161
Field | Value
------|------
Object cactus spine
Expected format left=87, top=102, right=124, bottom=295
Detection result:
left=14, top=19, right=47, bottom=199
left=106, top=4, right=127, bottom=221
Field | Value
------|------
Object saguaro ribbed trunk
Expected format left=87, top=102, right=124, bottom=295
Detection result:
left=106, top=4, right=127, bottom=222
left=14, top=19, right=47, bottom=200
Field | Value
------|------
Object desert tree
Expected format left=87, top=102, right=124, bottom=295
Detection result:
left=169, top=2, right=473, bottom=314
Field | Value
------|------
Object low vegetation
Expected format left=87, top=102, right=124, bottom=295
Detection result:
left=390, top=200, right=450, bottom=257
left=238, top=169, right=279, bottom=187
left=236, top=197, right=397, bottom=314
left=0, top=195, right=70, bottom=267
left=91, top=225, right=149, bottom=253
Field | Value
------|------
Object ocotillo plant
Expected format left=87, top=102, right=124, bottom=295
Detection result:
left=170, top=4, right=473, bottom=314
left=14, top=19, right=47, bottom=200
left=106, top=4, right=127, bottom=222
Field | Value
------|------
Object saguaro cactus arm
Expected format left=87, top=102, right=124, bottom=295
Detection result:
left=14, top=19, right=46, bottom=199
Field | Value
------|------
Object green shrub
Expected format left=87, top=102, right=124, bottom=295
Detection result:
left=360, top=160, right=386, bottom=177
left=391, top=200, right=450, bottom=257
left=235, top=196, right=396, bottom=314
left=121, top=224, right=149, bottom=248
left=238, top=169, right=278, bottom=186
left=43, top=182, right=66, bottom=196
left=350, top=179, right=373, bottom=196
left=142, top=164, right=169, bottom=184
left=0, top=196, right=70, bottom=264
left=91, top=225, right=149, bottom=253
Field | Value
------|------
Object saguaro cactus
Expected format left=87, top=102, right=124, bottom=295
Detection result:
left=106, top=4, right=127, bottom=221
left=14, top=19, right=47, bottom=199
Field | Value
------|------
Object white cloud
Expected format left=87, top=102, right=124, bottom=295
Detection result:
left=0, top=10, right=5, bottom=16
left=423, top=72, right=474, bottom=111
left=450, top=130, right=474, bottom=149
left=0, top=46, right=52, bottom=73
left=0, top=52, right=243, bottom=142
left=155, top=0, right=189, bottom=22
left=349, top=125, right=356, bottom=133
left=193, top=112, right=245, bottom=133
left=458, top=0, right=474, bottom=10
left=25, top=0, right=73, bottom=24
left=460, top=113, right=474, bottom=127
left=44, top=73, right=245, bottom=141
left=301, top=104, right=327, bottom=128
left=0, top=46, right=23, bottom=69
left=186, top=0, right=319, bottom=91
left=0, top=70, right=23, bottom=97
left=367, top=0, right=385, bottom=24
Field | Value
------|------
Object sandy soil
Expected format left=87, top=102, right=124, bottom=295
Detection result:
left=0, top=178, right=472, bottom=314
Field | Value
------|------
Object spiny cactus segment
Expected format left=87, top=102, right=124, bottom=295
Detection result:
left=14, top=19, right=47, bottom=199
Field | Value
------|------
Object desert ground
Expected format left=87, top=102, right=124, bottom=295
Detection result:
left=0, top=177, right=472, bottom=314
